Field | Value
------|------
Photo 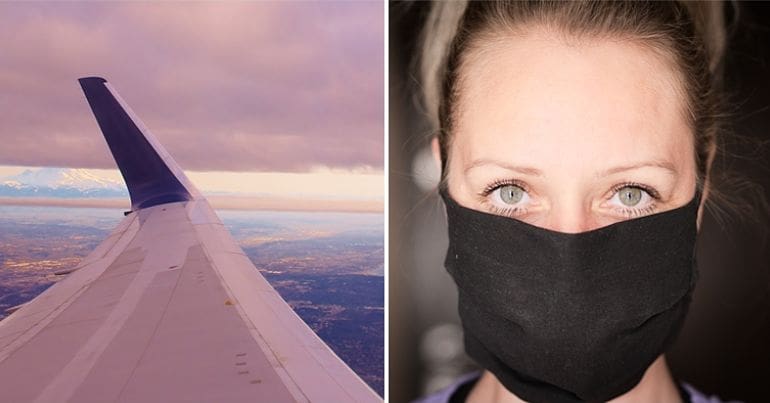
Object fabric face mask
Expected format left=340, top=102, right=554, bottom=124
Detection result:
left=440, top=187, right=700, bottom=403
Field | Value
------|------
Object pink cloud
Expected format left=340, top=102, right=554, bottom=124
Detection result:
left=0, top=2, right=383, bottom=172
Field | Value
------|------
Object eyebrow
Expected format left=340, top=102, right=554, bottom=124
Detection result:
left=464, top=159, right=543, bottom=176
left=598, top=160, right=678, bottom=177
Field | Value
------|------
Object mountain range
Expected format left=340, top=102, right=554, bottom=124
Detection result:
left=0, top=168, right=128, bottom=198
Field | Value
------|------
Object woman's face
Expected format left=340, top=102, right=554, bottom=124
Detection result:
left=445, top=28, right=699, bottom=233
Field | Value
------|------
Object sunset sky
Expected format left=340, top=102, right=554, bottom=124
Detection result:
left=0, top=2, right=383, bottom=207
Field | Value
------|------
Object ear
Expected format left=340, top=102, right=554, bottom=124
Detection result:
left=431, top=136, right=442, bottom=173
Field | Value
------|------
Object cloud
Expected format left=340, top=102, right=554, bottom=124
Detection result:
left=0, top=2, right=383, bottom=172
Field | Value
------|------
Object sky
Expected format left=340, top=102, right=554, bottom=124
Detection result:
left=0, top=2, right=383, bottom=205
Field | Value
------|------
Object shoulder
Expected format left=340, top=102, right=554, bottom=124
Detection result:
left=412, top=372, right=481, bottom=403
left=682, top=382, right=744, bottom=403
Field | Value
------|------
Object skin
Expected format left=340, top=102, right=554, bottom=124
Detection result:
left=436, top=27, right=707, bottom=403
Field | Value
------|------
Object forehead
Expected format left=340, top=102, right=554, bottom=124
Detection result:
left=452, top=29, right=693, bottom=173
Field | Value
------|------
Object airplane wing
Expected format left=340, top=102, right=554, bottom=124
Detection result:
left=0, top=77, right=381, bottom=403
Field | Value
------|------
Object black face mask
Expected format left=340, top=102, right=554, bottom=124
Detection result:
left=440, top=188, right=700, bottom=403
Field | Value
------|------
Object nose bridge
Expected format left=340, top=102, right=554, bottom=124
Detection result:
left=546, top=198, right=594, bottom=234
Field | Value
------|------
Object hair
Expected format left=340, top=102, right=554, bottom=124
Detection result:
left=420, top=1, right=727, bottom=193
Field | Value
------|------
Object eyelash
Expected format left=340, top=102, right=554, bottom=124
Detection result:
left=481, top=179, right=529, bottom=196
left=479, top=180, right=662, bottom=218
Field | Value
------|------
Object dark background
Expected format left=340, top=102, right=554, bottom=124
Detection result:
left=389, top=2, right=770, bottom=402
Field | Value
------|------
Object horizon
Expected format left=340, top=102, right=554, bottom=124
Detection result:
left=0, top=165, right=384, bottom=213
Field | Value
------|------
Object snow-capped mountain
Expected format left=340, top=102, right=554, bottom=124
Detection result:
left=0, top=168, right=128, bottom=198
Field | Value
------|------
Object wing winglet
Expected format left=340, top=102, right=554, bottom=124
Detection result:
left=78, top=77, right=198, bottom=211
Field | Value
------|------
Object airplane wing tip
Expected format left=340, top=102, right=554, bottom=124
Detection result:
left=78, top=76, right=107, bottom=83
left=78, top=76, right=196, bottom=211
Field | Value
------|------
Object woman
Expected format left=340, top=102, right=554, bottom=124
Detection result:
left=409, top=1, right=735, bottom=402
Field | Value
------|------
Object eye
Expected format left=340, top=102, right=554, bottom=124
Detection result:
left=607, top=184, right=659, bottom=217
left=481, top=181, right=531, bottom=218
